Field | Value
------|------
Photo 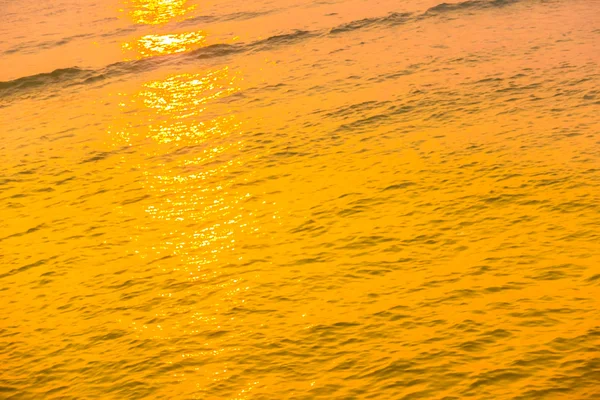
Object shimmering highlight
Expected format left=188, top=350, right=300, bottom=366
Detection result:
left=122, top=31, right=207, bottom=58
left=123, top=0, right=196, bottom=25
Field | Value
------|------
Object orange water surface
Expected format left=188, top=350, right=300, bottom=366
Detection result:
left=1, top=0, right=599, bottom=398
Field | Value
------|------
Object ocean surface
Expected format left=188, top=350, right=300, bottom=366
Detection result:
left=1, top=0, right=599, bottom=398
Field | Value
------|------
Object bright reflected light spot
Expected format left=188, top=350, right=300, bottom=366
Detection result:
left=122, top=31, right=207, bottom=58
left=123, top=0, right=196, bottom=25
left=135, top=69, right=242, bottom=144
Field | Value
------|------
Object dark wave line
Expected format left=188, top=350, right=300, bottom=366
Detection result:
left=177, top=10, right=274, bottom=28
left=331, top=0, right=522, bottom=34
left=188, top=43, right=244, bottom=59
left=330, top=12, right=412, bottom=34
left=0, top=67, right=94, bottom=92
left=250, top=30, right=316, bottom=50
left=424, top=0, right=519, bottom=15
left=3, top=33, right=95, bottom=55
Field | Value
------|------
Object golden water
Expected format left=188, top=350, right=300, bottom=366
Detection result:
left=1, top=0, right=599, bottom=398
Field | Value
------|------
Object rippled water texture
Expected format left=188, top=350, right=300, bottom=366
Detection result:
left=1, top=0, right=599, bottom=398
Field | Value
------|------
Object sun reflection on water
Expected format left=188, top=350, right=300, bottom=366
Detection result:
left=109, top=62, right=273, bottom=395
left=111, top=74, right=247, bottom=239
left=122, top=31, right=207, bottom=58
left=110, top=68, right=243, bottom=146
left=123, top=0, right=196, bottom=25
left=140, top=69, right=241, bottom=116
left=109, top=3, right=280, bottom=394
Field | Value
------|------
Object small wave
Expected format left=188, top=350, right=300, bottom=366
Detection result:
left=0, top=67, right=92, bottom=93
left=329, top=0, right=522, bottom=35
left=189, top=43, right=243, bottom=59
left=0, top=57, right=165, bottom=100
left=177, top=10, right=273, bottom=29
left=250, top=30, right=315, bottom=50
left=3, top=33, right=94, bottom=56
left=330, top=17, right=385, bottom=34
left=330, top=12, right=412, bottom=34
left=425, top=0, right=519, bottom=15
